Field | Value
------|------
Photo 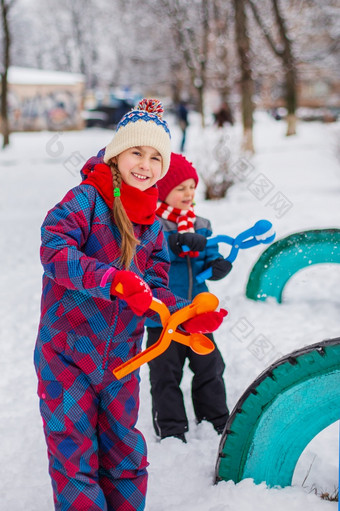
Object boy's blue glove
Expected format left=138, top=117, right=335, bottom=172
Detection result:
left=168, top=232, right=207, bottom=256
left=207, top=258, right=232, bottom=281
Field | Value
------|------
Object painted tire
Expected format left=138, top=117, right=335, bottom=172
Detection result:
left=246, top=229, right=340, bottom=303
left=215, top=337, right=340, bottom=487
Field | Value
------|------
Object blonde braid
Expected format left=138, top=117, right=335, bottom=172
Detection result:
left=110, top=162, right=140, bottom=269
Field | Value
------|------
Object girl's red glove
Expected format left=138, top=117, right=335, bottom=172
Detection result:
left=111, top=271, right=153, bottom=316
left=182, top=309, right=228, bottom=333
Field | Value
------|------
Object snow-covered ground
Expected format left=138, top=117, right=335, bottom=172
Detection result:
left=0, top=112, right=339, bottom=510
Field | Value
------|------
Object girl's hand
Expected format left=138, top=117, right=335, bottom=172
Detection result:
left=111, top=271, right=153, bottom=315
left=181, top=309, right=228, bottom=334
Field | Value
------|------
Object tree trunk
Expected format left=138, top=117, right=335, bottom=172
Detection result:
left=285, top=67, right=297, bottom=135
left=247, top=0, right=298, bottom=136
left=196, top=84, right=205, bottom=128
left=160, top=0, right=209, bottom=129
left=1, top=0, right=11, bottom=148
left=212, top=0, right=231, bottom=105
left=272, top=0, right=298, bottom=136
left=283, top=60, right=297, bottom=136
left=233, top=0, right=255, bottom=153
left=1, top=72, right=10, bottom=148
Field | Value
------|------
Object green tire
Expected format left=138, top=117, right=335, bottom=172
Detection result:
left=246, top=229, right=340, bottom=303
left=215, top=337, right=340, bottom=487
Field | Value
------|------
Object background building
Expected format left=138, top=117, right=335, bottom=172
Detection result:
left=5, top=67, right=85, bottom=131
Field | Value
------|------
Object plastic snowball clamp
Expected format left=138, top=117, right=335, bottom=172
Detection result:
left=193, top=219, right=276, bottom=284
left=113, top=283, right=219, bottom=380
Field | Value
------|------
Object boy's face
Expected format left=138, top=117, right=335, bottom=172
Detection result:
left=114, top=146, right=162, bottom=191
left=165, top=178, right=196, bottom=210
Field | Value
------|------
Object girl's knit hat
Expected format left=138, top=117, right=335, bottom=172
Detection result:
left=104, top=98, right=171, bottom=176
left=157, top=152, right=199, bottom=202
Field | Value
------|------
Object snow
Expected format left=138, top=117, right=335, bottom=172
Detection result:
left=7, top=66, right=85, bottom=85
left=0, top=112, right=339, bottom=510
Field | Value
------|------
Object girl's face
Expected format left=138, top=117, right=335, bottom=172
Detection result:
left=165, top=178, right=196, bottom=210
left=114, top=146, right=162, bottom=191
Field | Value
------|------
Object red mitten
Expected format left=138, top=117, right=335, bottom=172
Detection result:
left=111, top=271, right=153, bottom=316
left=182, top=309, right=228, bottom=333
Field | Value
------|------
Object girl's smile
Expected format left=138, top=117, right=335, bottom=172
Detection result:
left=132, top=172, right=149, bottom=181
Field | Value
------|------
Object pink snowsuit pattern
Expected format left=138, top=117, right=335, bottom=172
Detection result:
left=34, top=169, right=188, bottom=510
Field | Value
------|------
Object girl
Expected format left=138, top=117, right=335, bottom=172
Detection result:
left=146, top=152, right=232, bottom=443
left=34, top=99, right=226, bottom=511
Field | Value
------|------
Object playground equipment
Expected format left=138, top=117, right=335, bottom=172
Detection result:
left=215, top=337, right=340, bottom=487
left=194, top=220, right=275, bottom=284
left=246, top=229, right=340, bottom=303
left=113, top=287, right=220, bottom=379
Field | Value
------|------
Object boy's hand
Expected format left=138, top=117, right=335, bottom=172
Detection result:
left=208, top=258, right=232, bottom=281
left=181, top=309, right=228, bottom=334
left=168, top=233, right=207, bottom=256
left=111, top=271, right=153, bottom=316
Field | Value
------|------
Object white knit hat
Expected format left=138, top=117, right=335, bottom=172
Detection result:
left=104, top=98, right=171, bottom=177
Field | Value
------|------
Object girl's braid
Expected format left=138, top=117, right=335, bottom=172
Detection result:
left=109, top=161, right=139, bottom=269
left=112, top=162, right=122, bottom=189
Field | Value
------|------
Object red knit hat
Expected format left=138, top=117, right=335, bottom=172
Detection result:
left=157, top=152, right=199, bottom=202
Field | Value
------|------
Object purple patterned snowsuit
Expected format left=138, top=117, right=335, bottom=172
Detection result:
left=34, top=178, right=187, bottom=510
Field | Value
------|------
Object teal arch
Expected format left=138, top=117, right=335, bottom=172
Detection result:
left=246, top=229, right=340, bottom=303
left=215, top=338, right=340, bottom=487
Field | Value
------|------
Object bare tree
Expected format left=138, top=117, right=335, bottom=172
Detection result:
left=210, top=0, right=235, bottom=104
left=233, top=0, right=255, bottom=153
left=247, top=0, right=298, bottom=136
left=159, top=0, right=212, bottom=126
left=32, top=0, right=101, bottom=86
left=4, top=0, right=337, bottom=146
left=0, top=0, right=14, bottom=148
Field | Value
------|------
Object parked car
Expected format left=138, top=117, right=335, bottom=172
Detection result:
left=83, top=99, right=134, bottom=129
left=296, top=107, right=339, bottom=123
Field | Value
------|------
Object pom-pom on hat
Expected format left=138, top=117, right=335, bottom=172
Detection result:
left=104, top=98, right=171, bottom=176
left=157, top=152, right=199, bottom=202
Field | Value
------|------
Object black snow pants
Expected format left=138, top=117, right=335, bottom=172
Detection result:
left=146, top=326, right=229, bottom=438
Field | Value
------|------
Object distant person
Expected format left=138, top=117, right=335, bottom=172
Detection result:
left=270, top=107, right=282, bottom=121
left=177, top=100, right=189, bottom=152
left=214, top=102, right=234, bottom=128
left=146, top=153, right=231, bottom=443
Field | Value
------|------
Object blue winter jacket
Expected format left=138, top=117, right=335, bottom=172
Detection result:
left=145, top=215, right=223, bottom=327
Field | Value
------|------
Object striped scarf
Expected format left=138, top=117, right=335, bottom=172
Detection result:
left=156, top=201, right=199, bottom=257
